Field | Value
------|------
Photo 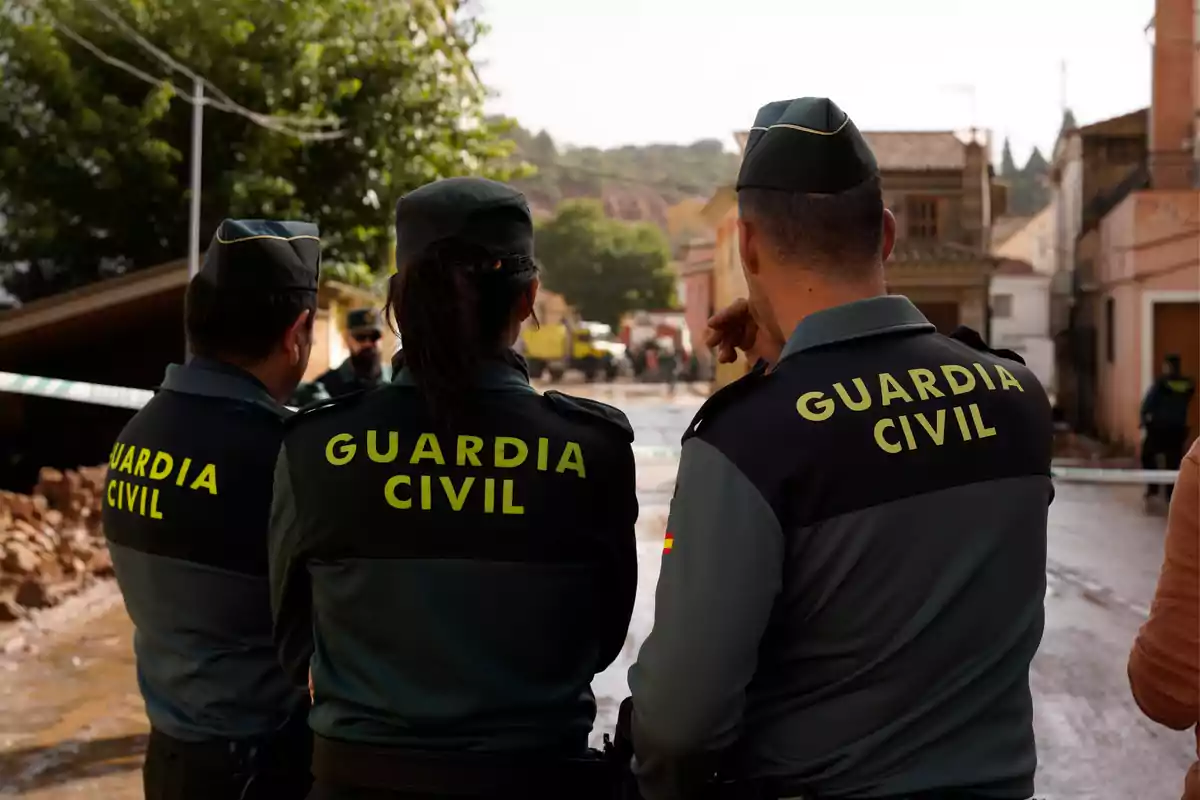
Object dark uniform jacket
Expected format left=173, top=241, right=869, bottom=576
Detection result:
left=292, top=358, right=392, bottom=406
left=629, top=296, right=1053, bottom=800
left=102, top=357, right=309, bottom=741
left=1141, top=373, right=1196, bottom=430
left=270, top=356, right=638, bottom=753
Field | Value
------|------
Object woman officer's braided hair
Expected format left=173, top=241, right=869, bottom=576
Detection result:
left=385, top=241, right=538, bottom=423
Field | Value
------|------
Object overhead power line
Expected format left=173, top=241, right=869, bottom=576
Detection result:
left=19, top=0, right=344, bottom=141
left=522, top=158, right=720, bottom=198
left=78, top=0, right=340, bottom=132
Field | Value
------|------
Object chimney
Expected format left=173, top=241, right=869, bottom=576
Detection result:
left=1149, top=0, right=1196, bottom=189
left=960, top=135, right=989, bottom=249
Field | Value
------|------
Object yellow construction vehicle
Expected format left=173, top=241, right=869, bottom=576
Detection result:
left=519, top=320, right=626, bottom=382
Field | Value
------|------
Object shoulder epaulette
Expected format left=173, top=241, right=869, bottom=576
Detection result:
left=683, top=360, right=769, bottom=443
left=543, top=391, right=634, bottom=443
left=284, top=389, right=367, bottom=430
left=947, top=326, right=1027, bottom=366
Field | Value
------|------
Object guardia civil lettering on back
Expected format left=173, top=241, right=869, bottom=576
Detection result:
left=625, top=99, right=1053, bottom=800
left=270, top=177, right=637, bottom=800
left=102, top=220, right=321, bottom=800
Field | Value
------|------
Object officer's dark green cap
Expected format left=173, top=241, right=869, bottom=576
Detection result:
left=198, top=219, right=320, bottom=293
left=395, top=177, right=535, bottom=274
left=346, top=307, right=380, bottom=333
left=736, top=97, right=879, bottom=195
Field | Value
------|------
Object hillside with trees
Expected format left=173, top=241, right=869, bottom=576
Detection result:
left=502, top=123, right=740, bottom=231
left=1000, top=138, right=1052, bottom=216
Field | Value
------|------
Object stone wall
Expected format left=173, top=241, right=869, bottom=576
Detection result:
left=0, top=466, right=112, bottom=620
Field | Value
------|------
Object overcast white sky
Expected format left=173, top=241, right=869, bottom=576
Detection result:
left=475, top=0, right=1156, bottom=164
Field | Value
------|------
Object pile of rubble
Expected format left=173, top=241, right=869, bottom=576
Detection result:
left=0, top=466, right=112, bottom=621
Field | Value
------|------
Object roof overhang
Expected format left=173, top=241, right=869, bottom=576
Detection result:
left=1078, top=108, right=1148, bottom=138
left=702, top=186, right=737, bottom=226
left=0, top=258, right=189, bottom=342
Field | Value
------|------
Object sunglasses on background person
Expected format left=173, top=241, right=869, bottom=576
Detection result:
left=354, top=330, right=382, bottom=344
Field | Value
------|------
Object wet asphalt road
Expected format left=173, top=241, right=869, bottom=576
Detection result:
left=0, top=385, right=1193, bottom=799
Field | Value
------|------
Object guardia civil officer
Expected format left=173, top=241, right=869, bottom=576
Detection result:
left=1140, top=353, right=1196, bottom=504
left=625, top=99, right=1053, bottom=800
left=292, top=308, right=392, bottom=406
left=102, top=220, right=319, bottom=800
left=269, top=177, right=638, bottom=800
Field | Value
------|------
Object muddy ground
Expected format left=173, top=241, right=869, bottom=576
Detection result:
left=0, top=387, right=1192, bottom=799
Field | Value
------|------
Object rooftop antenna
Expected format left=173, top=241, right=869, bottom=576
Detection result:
left=940, top=84, right=978, bottom=142
left=1059, top=59, right=1068, bottom=116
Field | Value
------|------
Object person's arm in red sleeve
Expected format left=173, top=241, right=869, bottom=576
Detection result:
left=1129, top=440, right=1200, bottom=730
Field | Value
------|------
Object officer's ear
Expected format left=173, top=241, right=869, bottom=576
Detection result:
left=517, top=277, right=540, bottom=323
left=880, top=208, right=897, bottom=262
left=737, top=217, right=760, bottom=277
left=284, top=309, right=312, bottom=365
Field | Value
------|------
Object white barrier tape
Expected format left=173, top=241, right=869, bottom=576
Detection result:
left=0, top=371, right=685, bottom=460
left=0, top=371, right=1182, bottom=483
left=1050, top=467, right=1178, bottom=485
left=0, top=371, right=154, bottom=411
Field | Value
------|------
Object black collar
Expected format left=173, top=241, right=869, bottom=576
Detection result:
left=779, top=295, right=935, bottom=362
left=160, top=357, right=288, bottom=417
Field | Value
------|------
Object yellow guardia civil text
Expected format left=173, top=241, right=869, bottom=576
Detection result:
left=795, top=361, right=1025, bottom=453
left=105, top=442, right=220, bottom=520
left=323, top=432, right=588, bottom=515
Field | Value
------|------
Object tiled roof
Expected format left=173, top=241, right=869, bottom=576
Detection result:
left=889, top=241, right=996, bottom=264
left=991, top=215, right=1034, bottom=250
left=862, top=132, right=966, bottom=171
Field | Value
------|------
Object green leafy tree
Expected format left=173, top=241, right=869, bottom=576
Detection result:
left=0, top=0, right=520, bottom=301
left=535, top=199, right=674, bottom=327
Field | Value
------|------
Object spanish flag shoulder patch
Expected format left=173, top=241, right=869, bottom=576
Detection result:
left=663, top=532, right=674, bottom=554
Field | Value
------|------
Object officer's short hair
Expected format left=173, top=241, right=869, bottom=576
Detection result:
left=185, top=280, right=317, bottom=362
left=738, top=176, right=885, bottom=277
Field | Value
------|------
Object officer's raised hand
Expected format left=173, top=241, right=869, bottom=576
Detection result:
left=705, top=297, right=784, bottom=366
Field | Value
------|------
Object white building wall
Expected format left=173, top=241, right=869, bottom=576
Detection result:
left=1030, top=201, right=1057, bottom=277
left=990, top=273, right=1055, bottom=392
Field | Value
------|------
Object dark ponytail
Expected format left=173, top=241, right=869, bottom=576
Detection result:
left=386, top=242, right=537, bottom=423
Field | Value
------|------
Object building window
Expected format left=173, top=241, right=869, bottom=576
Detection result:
left=993, top=294, right=1014, bottom=319
left=1105, top=297, right=1115, bottom=363
left=905, top=196, right=939, bottom=240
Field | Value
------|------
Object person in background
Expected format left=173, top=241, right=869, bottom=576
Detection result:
left=1140, top=353, right=1196, bottom=506
left=269, top=177, right=637, bottom=800
left=1129, top=437, right=1199, bottom=800
left=624, top=97, right=1052, bottom=800
left=102, top=220, right=320, bottom=800
left=657, top=336, right=679, bottom=397
left=292, top=308, right=391, bottom=405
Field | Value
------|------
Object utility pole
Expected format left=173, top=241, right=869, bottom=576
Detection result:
left=185, top=78, right=204, bottom=362
left=188, top=78, right=204, bottom=280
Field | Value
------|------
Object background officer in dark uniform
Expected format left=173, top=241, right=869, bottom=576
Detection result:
left=292, top=308, right=391, bottom=405
left=1140, top=353, right=1196, bottom=504
left=269, top=177, right=638, bottom=800
left=626, top=98, right=1053, bottom=800
left=102, top=219, right=321, bottom=800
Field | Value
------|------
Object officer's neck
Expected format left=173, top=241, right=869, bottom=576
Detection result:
left=207, top=355, right=294, bottom=404
left=768, top=270, right=887, bottom=344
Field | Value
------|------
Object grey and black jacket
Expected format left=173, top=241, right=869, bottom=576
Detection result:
left=270, top=356, right=638, bottom=754
left=291, top=358, right=392, bottom=407
left=629, top=296, right=1052, bottom=800
left=102, top=357, right=309, bottom=742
